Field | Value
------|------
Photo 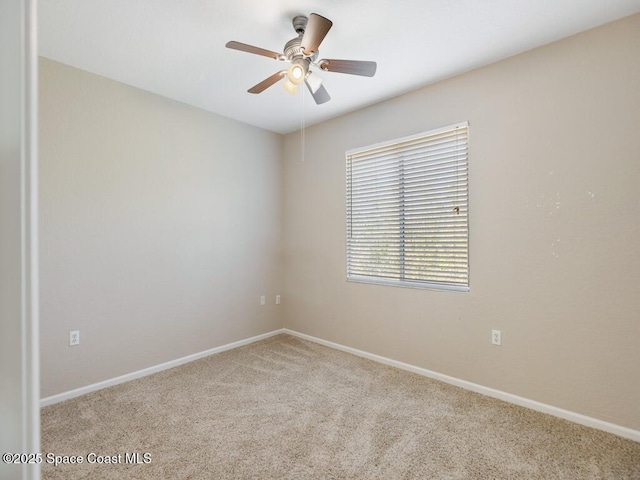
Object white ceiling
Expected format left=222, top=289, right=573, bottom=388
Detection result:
left=39, top=0, right=640, bottom=134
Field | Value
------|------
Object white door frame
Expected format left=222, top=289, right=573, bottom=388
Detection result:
left=0, top=0, right=40, bottom=478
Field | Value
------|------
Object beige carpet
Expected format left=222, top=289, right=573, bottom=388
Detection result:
left=41, top=334, right=640, bottom=479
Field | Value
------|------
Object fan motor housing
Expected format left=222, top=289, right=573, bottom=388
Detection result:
left=284, top=37, right=303, bottom=60
left=284, top=36, right=318, bottom=64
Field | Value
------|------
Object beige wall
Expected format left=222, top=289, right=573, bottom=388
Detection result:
left=282, top=15, right=640, bottom=430
left=39, top=58, right=283, bottom=398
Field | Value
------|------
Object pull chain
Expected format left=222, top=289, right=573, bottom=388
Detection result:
left=301, top=84, right=306, bottom=161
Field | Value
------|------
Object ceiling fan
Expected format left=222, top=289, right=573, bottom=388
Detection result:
left=225, top=13, right=377, bottom=104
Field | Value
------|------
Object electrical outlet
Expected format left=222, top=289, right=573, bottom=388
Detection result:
left=492, top=329, right=501, bottom=346
left=69, top=330, right=80, bottom=346
left=260, top=295, right=266, bottom=306
left=275, top=295, right=281, bottom=305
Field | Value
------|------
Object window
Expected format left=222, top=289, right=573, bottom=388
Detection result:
left=346, top=122, right=469, bottom=291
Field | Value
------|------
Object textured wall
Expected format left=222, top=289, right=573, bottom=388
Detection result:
left=282, top=15, right=640, bottom=430
left=39, top=58, right=283, bottom=398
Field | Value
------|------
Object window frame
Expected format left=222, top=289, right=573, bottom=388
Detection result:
left=345, top=121, right=470, bottom=292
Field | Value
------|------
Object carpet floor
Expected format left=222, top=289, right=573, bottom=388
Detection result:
left=41, top=334, right=640, bottom=479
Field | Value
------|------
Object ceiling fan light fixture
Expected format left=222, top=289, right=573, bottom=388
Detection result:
left=283, top=79, right=298, bottom=95
left=305, top=71, right=323, bottom=94
left=287, top=62, right=306, bottom=85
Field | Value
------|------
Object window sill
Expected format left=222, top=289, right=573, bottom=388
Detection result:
left=346, top=275, right=469, bottom=293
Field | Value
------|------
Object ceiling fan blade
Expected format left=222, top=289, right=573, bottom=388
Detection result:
left=226, top=41, right=283, bottom=60
left=248, top=71, right=286, bottom=94
left=318, top=59, right=377, bottom=77
left=305, top=80, right=330, bottom=104
left=301, top=13, right=333, bottom=55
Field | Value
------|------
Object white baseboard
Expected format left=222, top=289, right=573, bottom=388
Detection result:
left=40, top=329, right=286, bottom=408
left=283, top=329, right=640, bottom=443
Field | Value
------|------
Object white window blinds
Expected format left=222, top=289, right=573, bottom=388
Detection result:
left=346, top=122, right=469, bottom=291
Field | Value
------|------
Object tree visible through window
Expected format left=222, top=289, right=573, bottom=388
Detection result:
left=346, top=122, right=469, bottom=291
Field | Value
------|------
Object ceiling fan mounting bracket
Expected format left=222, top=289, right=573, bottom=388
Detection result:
left=292, top=15, right=308, bottom=35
